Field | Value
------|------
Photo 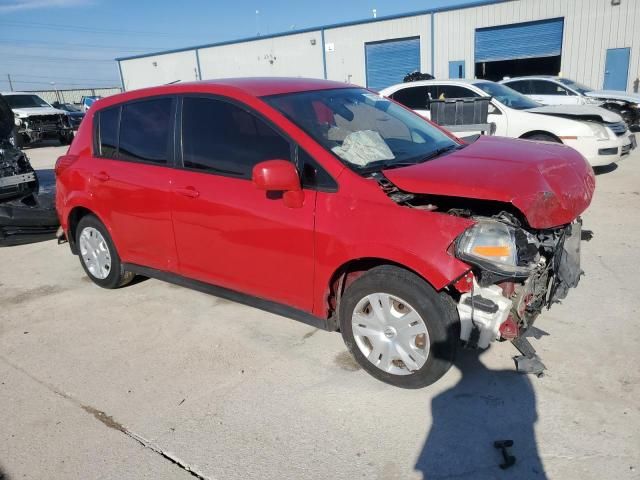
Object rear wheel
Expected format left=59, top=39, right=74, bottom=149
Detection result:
left=339, top=266, right=459, bottom=388
left=76, top=215, right=134, bottom=289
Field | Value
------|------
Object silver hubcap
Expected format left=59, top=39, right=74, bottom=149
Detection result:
left=351, top=293, right=430, bottom=376
left=79, top=227, right=112, bottom=280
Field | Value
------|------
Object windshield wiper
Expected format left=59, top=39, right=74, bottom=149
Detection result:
left=418, top=144, right=463, bottom=162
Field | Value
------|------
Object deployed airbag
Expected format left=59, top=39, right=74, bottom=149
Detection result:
left=332, top=130, right=394, bottom=166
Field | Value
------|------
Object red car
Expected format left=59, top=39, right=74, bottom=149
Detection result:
left=55, top=78, right=594, bottom=388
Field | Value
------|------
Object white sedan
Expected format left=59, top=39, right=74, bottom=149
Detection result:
left=500, top=76, right=640, bottom=131
left=380, top=79, right=636, bottom=167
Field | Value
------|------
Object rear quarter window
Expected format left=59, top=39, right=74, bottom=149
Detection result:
left=97, top=106, right=119, bottom=158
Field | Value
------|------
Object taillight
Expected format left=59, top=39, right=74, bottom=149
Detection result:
left=55, top=154, right=78, bottom=177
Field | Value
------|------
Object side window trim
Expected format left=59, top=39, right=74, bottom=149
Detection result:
left=94, top=95, right=177, bottom=167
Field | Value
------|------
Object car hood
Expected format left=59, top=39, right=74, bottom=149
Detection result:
left=65, top=111, right=85, bottom=118
left=383, top=136, right=595, bottom=229
left=12, top=107, right=66, bottom=117
left=526, top=104, right=622, bottom=123
left=584, top=90, right=640, bottom=104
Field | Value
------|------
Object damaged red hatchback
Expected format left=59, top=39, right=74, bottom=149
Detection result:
left=56, top=78, right=595, bottom=388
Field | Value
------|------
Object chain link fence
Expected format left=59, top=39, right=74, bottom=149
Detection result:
left=25, top=87, right=122, bottom=105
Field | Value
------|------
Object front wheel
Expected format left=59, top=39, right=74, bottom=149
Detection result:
left=339, top=266, right=459, bottom=388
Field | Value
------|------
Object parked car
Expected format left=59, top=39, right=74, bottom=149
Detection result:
left=56, top=78, right=594, bottom=388
left=52, top=101, right=85, bottom=130
left=0, top=94, right=59, bottom=246
left=2, top=92, right=74, bottom=148
left=380, top=79, right=636, bottom=167
left=500, top=76, right=640, bottom=131
left=80, top=95, right=101, bottom=112
left=0, top=94, right=37, bottom=200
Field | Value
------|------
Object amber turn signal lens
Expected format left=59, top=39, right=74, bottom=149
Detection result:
left=472, top=245, right=511, bottom=257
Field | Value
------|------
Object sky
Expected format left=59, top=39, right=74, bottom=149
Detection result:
left=0, top=0, right=480, bottom=92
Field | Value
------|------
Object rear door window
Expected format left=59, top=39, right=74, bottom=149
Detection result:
left=529, top=80, right=568, bottom=96
left=505, top=80, right=531, bottom=94
left=391, top=86, right=430, bottom=109
left=181, top=96, right=291, bottom=178
left=118, top=98, right=174, bottom=164
left=436, top=85, right=480, bottom=99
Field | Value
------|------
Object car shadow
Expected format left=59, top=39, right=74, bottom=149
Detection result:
left=0, top=462, right=9, bottom=479
left=415, top=340, right=546, bottom=479
left=593, top=163, right=618, bottom=175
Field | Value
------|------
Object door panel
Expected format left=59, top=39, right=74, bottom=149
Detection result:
left=170, top=172, right=316, bottom=311
left=170, top=95, right=316, bottom=311
left=604, top=48, right=630, bottom=91
left=90, top=99, right=177, bottom=271
left=90, top=159, right=177, bottom=270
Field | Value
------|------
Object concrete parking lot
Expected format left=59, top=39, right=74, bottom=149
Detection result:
left=1, top=143, right=639, bottom=480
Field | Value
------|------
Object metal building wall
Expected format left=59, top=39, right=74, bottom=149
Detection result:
left=119, top=50, right=200, bottom=91
left=434, top=0, right=640, bottom=90
left=197, top=31, right=325, bottom=80
left=323, top=14, right=432, bottom=86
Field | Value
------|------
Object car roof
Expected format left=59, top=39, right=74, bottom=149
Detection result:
left=502, top=76, right=559, bottom=81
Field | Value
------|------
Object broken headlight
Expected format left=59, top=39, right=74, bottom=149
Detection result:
left=455, top=219, right=539, bottom=278
left=584, top=121, right=610, bottom=140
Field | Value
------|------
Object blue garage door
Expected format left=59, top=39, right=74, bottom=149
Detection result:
left=365, top=37, right=420, bottom=91
left=475, top=18, right=564, bottom=62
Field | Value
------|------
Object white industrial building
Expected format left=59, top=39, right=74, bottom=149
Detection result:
left=117, top=0, right=640, bottom=93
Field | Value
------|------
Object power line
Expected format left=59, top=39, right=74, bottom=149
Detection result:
left=0, top=20, right=176, bottom=36
left=1, top=73, right=118, bottom=82
left=0, top=39, right=165, bottom=52
left=0, top=79, right=118, bottom=87
left=1, top=53, right=114, bottom=63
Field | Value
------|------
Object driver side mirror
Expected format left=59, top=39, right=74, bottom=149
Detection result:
left=252, top=159, right=304, bottom=208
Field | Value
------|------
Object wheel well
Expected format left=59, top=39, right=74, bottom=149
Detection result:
left=325, top=258, right=435, bottom=328
left=67, top=206, right=93, bottom=254
left=519, top=131, right=563, bottom=143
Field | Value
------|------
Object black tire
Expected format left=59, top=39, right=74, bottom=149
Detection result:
left=339, top=265, right=459, bottom=389
left=59, top=132, right=73, bottom=146
left=525, top=133, right=561, bottom=143
left=76, top=215, right=135, bottom=289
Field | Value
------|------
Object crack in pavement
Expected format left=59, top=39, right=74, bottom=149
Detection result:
left=0, top=355, right=212, bottom=480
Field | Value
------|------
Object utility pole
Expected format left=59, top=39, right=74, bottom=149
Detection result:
left=7, top=74, right=14, bottom=91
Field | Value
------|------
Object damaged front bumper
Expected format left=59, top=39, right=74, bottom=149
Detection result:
left=455, top=219, right=584, bottom=349
left=15, top=114, right=72, bottom=144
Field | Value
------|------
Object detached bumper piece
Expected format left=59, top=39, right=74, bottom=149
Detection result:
left=0, top=192, right=59, bottom=246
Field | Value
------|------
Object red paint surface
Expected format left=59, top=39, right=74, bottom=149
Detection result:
left=56, top=78, right=594, bottom=320
left=384, top=136, right=595, bottom=229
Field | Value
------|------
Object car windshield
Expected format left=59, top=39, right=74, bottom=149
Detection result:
left=5, top=94, right=50, bottom=109
left=557, top=78, right=593, bottom=94
left=474, top=81, right=541, bottom=110
left=263, top=88, right=460, bottom=173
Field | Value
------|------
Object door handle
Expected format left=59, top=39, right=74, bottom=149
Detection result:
left=94, top=171, right=110, bottom=182
left=176, top=186, right=200, bottom=198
